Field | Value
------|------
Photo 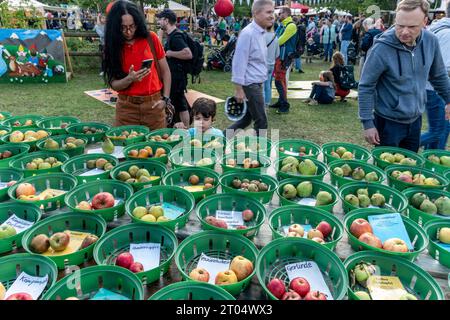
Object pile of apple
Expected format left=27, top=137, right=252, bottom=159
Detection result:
left=286, top=221, right=332, bottom=245
left=408, top=192, right=450, bottom=216
left=267, top=277, right=327, bottom=300
left=0, top=150, right=12, bottom=160
left=116, top=165, right=158, bottom=184
left=390, top=170, right=441, bottom=186
left=280, top=157, right=318, bottom=176
left=29, top=231, right=98, bottom=253
left=15, top=183, right=41, bottom=201
left=329, top=146, right=354, bottom=160
left=26, top=157, right=63, bottom=170
left=12, top=119, right=34, bottom=127
left=186, top=174, right=215, bottom=190
left=189, top=256, right=253, bottom=285
left=127, top=146, right=166, bottom=159
left=427, top=154, right=450, bottom=167
left=132, top=205, right=171, bottom=223
left=279, top=146, right=311, bottom=157
left=344, top=188, right=386, bottom=208
left=332, top=165, right=379, bottom=182
left=230, top=178, right=269, bottom=192
left=85, top=158, right=114, bottom=172
left=282, top=181, right=333, bottom=206
left=350, top=218, right=410, bottom=253
left=379, top=152, right=417, bottom=166
left=0, top=224, right=17, bottom=239
left=149, top=133, right=181, bottom=143
left=81, top=126, right=104, bottom=134
left=205, top=209, right=254, bottom=230
left=9, top=130, right=49, bottom=143
left=43, top=137, right=85, bottom=150
left=115, top=252, right=145, bottom=273
left=0, top=283, right=34, bottom=300
left=226, top=158, right=260, bottom=169
left=107, top=130, right=145, bottom=141
left=76, top=192, right=116, bottom=211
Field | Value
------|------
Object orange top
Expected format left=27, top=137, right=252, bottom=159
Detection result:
left=118, top=32, right=165, bottom=96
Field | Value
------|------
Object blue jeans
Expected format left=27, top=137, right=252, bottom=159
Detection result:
left=323, top=43, right=333, bottom=61
left=295, top=57, right=302, bottom=70
left=340, top=40, right=350, bottom=65
left=420, top=90, right=449, bottom=150
left=310, top=84, right=334, bottom=104
left=374, top=114, right=422, bottom=152
left=263, top=65, right=274, bottom=106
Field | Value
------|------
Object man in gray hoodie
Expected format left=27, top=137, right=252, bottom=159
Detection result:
left=358, top=0, right=450, bottom=152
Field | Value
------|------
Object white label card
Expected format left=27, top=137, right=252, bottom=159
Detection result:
left=215, top=210, right=244, bottom=230
left=1, top=214, right=34, bottom=234
left=297, top=198, right=316, bottom=206
left=5, top=272, right=48, bottom=300
left=0, top=182, right=8, bottom=190
left=129, top=243, right=161, bottom=271
left=79, top=168, right=105, bottom=176
left=285, top=261, right=334, bottom=300
left=87, top=146, right=124, bottom=159
left=284, top=150, right=300, bottom=157
left=282, top=224, right=312, bottom=238
left=161, top=202, right=185, bottom=220
left=196, top=253, right=231, bottom=285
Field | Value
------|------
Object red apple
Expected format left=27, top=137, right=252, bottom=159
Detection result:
left=116, top=252, right=134, bottom=269
left=383, top=238, right=408, bottom=253
left=316, top=221, right=332, bottom=238
left=15, top=183, right=36, bottom=197
left=282, top=290, right=302, bottom=300
left=289, top=277, right=310, bottom=298
left=307, top=229, right=324, bottom=240
left=398, top=174, right=413, bottom=184
left=350, top=218, right=373, bottom=238
left=6, top=292, right=33, bottom=300
left=129, top=262, right=144, bottom=273
left=91, top=192, right=115, bottom=210
left=189, top=268, right=210, bottom=282
left=359, top=232, right=382, bottom=248
left=242, top=209, right=254, bottom=222
left=230, top=255, right=253, bottom=281
left=304, top=290, right=327, bottom=300
left=49, top=232, right=70, bottom=252
left=311, top=237, right=325, bottom=244
left=267, top=278, right=286, bottom=299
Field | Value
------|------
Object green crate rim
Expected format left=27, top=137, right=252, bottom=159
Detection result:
left=36, top=134, right=88, bottom=155
left=169, top=146, right=219, bottom=168
left=10, top=150, right=70, bottom=174
left=321, top=141, right=372, bottom=163
left=123, top=141, right=172, bottom=162
left=371, top=146, right=426, bottom=169
left=1, top=128, right=51, bottom=147
left=1, top=114, right=44, bottom=129
left=221, top=151, right=272, bottom=172
left=36, top=116, right=80, bottom=132
left=229, top=136, right=273, bottom=155
left=105, top=125, right=150, bottom=145
left=421, top=149, right=450, bottom=173
left=274, top=138, right=322, bottom=158
left=423, top=220, right=450, bottom=269
left=61, top=153, right=120, bottom=181
left=402, top=187, right=450, bottom=225
left=385, top=165, right=449, bottom=189
left=146, top=128, right=190, bottom=147
left=327, top=159, right=387, bottom=186
left=275, top=156, right=328, bottom=180
left=148, top=281, right=236, bottom=300
left=110, top=159, right=167, bottom=189
left=0, top=112, right=12, bottom=121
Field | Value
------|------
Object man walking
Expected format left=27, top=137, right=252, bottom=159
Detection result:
left=358, top=0, right=450, bottom=152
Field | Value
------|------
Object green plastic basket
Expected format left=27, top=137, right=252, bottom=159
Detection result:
left=36, top=116, right=80, bottom=136
left=371, top=146, right=426, bottom=169
left=0, top=168, right=23, bottom=201
left=229, top=136, right=272, bottom=157
left=402, top=188, right=450, bottom=226
left=344, top=251, right=445, bottom=300
left=10, top=151, right=70, bottom=177
left=328, top=159, right=386, bottom=187
left=274, top=138, right=321, bottom=159
left=169, top=147, right=218, bottom=169
left=8, top=173, right=77, bottom=211
left=221, top=151, right=272, bottom=174
left=162, top=167, right=219, bottom=202
left=421, top=149, right=450, bottom=174
left=36, top=134, right=88, bottom=157
left=0, top=143, right=30, bottom=168
left=149, top=281, right=235, bottom=300
left=196, top=194, right=266, bottom=239
left=343, top=208, right=428, bottom=261
left=180, top=133, right=228, bottom=157
left=106, top=125, right=149, bottom=146
left=64, top=179, right=134, bottom=222
left=385, top=165, right=449, bottom=191
left=0, top=111, right=12, bottom=121
left=275, top=157, right=328, bottom=181
left=123, top=141, right=172, bottom=164
left=175, top=231, right=259, bottom=296
left=66, top=122, right=110, bottom=144
left=0, top=125, right=12, bottom=138
left=339, top=181, right=409, bottom=213
left=424, top=220, right=450, bottom=269
left=22, top=212, right=106, bottom=269
left=277, top=178, right=339, bottom=213
left=93, top=223, right=177, bottom=284
left=256, top=237, right=348, bottom=300
left=1, top=114, right=44, bottom=131
left=1, top=128, right=51, bottom=150
left=219, top=171, right=278, bottom=204
left=147, top=128, right=190, bottom=148
left=0, top=253, right=58, bottom=300
left=110, top=160, right=166, bottom=192
left=125, top=185, right=195, bottom=231
left=322, top=142, right=371, bottom=164
left=445, top=171, right=450, bottom=191
left=0, top=202, right=42, bottom=254
left=41, top=265, right=144, bottom=300
left=62, top=153, right=119, bottom=184
left=268, top=205, right=344, bottom=250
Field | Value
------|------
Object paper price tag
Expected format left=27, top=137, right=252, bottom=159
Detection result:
left=282, top=224, right=312, bottom=237
left=5, top=272, right=49, bottom=300
left=129, top=243, right=161, bottom=271
left=90, top=288, right=130, bottom=300
left=367, top=276, right=408, bottom=300
left=285, top=261, right=334, bottom=300
left=161, top=202, right=185, bottom=220
left=79, top=168, right=105, bottom=176
left=284, top=150, right=300, bottom=157
left=297, top=198, right=316, bottom=206
left=1, top=214, right=34, bottom=234
left=196, top=253, right=231, bottom=285
left=0, top=182, right=8, bottom=190
left=215, top=210, right=244, bottom=230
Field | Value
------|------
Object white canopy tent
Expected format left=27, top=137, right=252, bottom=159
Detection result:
left=145, top=1, right=192, bottom=13
left=4, top=0, right=67, bottom=12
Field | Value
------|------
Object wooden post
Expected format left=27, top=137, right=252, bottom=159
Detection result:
left=62, top=34, right=74, bottom=80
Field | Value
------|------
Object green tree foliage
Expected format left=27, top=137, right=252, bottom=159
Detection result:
left=330, top=0, right=396, bottom=14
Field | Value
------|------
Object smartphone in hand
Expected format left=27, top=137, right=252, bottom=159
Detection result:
left=141, top=59, right=153, bottom=70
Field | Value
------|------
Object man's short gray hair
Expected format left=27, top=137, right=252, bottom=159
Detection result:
left=363, top=17, right=375, bottom=29
left=252, top=0, right=274, bottom=15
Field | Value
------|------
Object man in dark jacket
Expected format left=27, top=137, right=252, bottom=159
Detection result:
left=359, top=17, right=383, bottom=69
left=339, top=14, right=353, bottom=64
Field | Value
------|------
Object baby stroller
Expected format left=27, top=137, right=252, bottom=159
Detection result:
left=206, top=36, right=237, bottom=72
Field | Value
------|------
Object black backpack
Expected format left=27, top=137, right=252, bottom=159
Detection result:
left=287, top=22, right=306, bottom=57
left=172, top=30, right=204, bottom=84
left=339, top=65, right=358, bottom=90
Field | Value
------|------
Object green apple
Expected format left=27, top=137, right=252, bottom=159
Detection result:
left=132, top=206, right=148, bottom=219
left=438, top=227, right=450, bottom=244
left=0, top=225, right=16, bottom=239
left=141, top=214, right=156, bottom=222
left=148, top=205, right=164, bottom=219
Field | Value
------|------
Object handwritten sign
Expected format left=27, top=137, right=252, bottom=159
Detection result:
left=196, top=253, right=231, bottom=285
left=5, top=272, right=49, bottom=300
left=215, top=210, right=244, bottom=230
left=1, top=214, right=34, bottom=234
left=367, top=276, right=408, bottom=300
left=129, top=243, right=161, bottom=271
left=368, top=213, right=413, bottom=250
left=79, top=168, right=105, bottom=176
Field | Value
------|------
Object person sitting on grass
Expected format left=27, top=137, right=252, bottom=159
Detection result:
left=330, top=52, right=350, bottom=102
left=305, top=71, right=336, bottom=105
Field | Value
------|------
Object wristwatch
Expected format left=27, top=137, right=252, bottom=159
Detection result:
left=161, top=96, right=171, bottom=104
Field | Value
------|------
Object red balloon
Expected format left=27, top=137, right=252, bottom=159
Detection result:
left=214, top=0, right=234, bottom=18
left=106, top=1, right=116, bottom=15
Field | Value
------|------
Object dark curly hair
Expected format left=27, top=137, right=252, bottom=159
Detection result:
left=192, top=98, right=217, bottom=119
left=103, top=0, right=149, bottom=86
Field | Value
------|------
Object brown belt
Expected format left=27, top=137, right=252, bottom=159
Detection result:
left=118, top=93, right=160, bottom=105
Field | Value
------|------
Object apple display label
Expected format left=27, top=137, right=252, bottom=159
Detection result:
left=196, top=253, right=231, bottom=285
left=129, top=243, right=161, bottom=271
left=215, top=210, right=244, bottom=230
left=5, top=272, right=48, bottom=300
left=285, top=261, right=334, bottom=300
left=90, top=288, right=130, bottom=300
left=161, top=203, right=185, bottom=220
left=366, top=276, right=408, bottom=300
left=0, top=182, right=8, bottom=190
left=1, top=214, right=34, bottom=234
left=282, top=224, right=312, bottom=237
left=368, top=213, right=414, bottom=250
left=437, top=242, right=450, bottom=252
left=87, top=146, right=124, bottom=159
left=43, top=231, right=90, bottom=256
left=183, top=185, right=206, bottom=193
left=283, top=150, right=300, bottom=157
left=297, top=198, right=316, bottom=206
left=79, top=168, right=105, bottom=176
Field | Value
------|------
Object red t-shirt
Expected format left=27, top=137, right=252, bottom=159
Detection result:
left=118, top=32, right=165, bottom=96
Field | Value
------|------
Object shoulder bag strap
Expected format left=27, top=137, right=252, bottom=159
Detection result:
left=147, top=33, right=162, bottom=83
